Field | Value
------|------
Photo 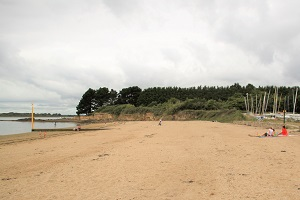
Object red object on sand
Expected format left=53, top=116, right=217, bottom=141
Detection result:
left=282, top=128, right=288, bottom=136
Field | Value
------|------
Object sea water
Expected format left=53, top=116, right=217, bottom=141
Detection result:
left=0, top=117, right=76, bottom=136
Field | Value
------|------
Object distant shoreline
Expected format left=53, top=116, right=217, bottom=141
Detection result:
left=0, top=112, right=75, bottom=118
left=0, top=117, right=76, bottom=123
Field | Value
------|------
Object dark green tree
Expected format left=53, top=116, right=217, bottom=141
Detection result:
left=95, top=87, right=111, bottom=107
left=76, top=84, right=300, bottom=113
left=76, top=88, right=96, bottom=115
left=245, top=83, right=256, bottom=94
left=108, top=89, right=118, bottom=105
left=204, top=99, right=221, bottom=110
left=116, top=86, right=142, bottom=106
left=226, top=93, right=245, bottom=110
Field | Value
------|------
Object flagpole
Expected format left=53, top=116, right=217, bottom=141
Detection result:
left=31, top=103, right=34, bottom=130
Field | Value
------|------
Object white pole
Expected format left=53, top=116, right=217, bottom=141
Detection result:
left=31, top=103, right=34, bottom=130
left=293, top=87, right=298, bottom=114
left=244, top=97, right=247, bottom=112
left=246, top=93, right=249, bottom=112
left=251, top=95, right=254, bottom=114
left=262, top=92, right=266, bottom=115
left=265, top=90, right=270, bottom=113
left=292, top=90, right=295, bottom=113
left=273, top=89, right=275, bottom=114
left=273, top=87, right=278, bottom=114
left=258, top=95, right=262, bottom=115
left=278, top=94, right=282, bottom=113
left=276, top=87, right=279, bottom=114
left=255, top=94, right=258, bottom=114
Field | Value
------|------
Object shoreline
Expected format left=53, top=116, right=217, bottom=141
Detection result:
left=0, top=122, right=113, bottom=145
left=0, top=118, right=77, bottom=122
left=1, top=119, right=299, bottom=140
left=0, top=120, right=79, bottom=137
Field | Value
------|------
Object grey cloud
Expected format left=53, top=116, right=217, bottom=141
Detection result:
left=1, top=0, right=300, bottom=114
left=102, top=0, right=140, bottom=16
left=186, top=42, right=210, bottom=66
left=284, top=49, right=300, bottom=84
left=0, top=42, right=28, bottom=81
left=212, top=0, right=300, bottom=66
left=161, top=48, right=182, bottom=65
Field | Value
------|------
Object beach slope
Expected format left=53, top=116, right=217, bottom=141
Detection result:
left=0, top=121, right=299, bottom=199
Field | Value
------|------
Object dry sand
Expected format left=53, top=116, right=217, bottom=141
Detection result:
left=0, top=121, right=299, bottom=200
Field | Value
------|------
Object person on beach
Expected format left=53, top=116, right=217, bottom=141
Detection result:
left=267, top=127, right=275, bottom=137
left=158, top=119, right=162, bottom=126
left=73, top=124, right=81, bottom=131
left=259, top=127, right=274, bottom=137
left=277, top=125, right=288, bottom=136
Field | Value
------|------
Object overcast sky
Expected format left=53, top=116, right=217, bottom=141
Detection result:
left=1, top=0, right=300, bottom=114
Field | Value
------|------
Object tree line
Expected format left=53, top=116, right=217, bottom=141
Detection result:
left=76, top=83, right=300, bottom=115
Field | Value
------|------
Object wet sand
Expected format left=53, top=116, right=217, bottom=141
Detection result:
left=0, top=121, right=299, bottom=199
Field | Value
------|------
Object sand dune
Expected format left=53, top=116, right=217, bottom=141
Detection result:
left=0, top=121, right=299, bottom=199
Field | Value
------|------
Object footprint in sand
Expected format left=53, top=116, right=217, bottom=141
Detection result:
left=92, top=153, right=109, bottom=161
left=144, top=133, right=156, bottom=138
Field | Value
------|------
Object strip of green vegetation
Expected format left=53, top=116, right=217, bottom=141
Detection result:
left=176, top=109, right=245, bottom=122
left=96, top=98, right=245, bottom=122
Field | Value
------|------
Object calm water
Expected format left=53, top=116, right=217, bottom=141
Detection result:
left=0, top=117, right=76, bottom=136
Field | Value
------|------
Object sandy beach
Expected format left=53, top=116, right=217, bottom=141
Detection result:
left=0, top=121, right=299, bottom=200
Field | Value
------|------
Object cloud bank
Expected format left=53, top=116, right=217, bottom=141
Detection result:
left=0, top=0, right=299, bottom=114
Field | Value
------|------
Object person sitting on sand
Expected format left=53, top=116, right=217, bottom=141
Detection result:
left=277, top=125, right=288, bottom=136
left=248, top=127, right=276, bottom=137
left=260, top=127, right=274, bottom=137
left=268, top=127, right=275, bottom=137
